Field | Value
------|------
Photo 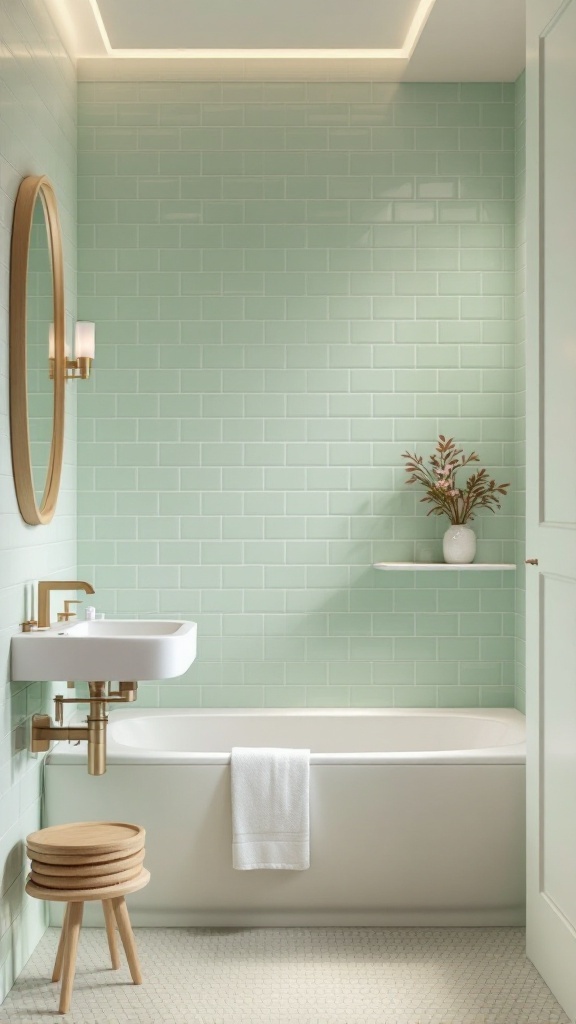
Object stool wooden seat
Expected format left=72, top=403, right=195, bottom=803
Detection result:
left=26, top=823, right=149, bottom=1015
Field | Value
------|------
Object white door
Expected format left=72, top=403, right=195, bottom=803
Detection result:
left=526, top=0, right=576, bottom=1018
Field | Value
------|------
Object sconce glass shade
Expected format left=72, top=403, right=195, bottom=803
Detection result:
left=65, top=321, right=95, bottom=380
left=48, top=323, right=55, bottom=380
left=75, top=321, right=95, bottom=359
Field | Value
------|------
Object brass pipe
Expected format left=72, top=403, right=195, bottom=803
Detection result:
left=31, top=678, right=137, bottom=775
left=31, top=716, right=90, bottom=752
left=31, top=714, right=107, bottom=775
left=57, top=692, right=137, bottom=704
left=108, top=681, right=138, bottom=701
left=87, top=682, right=107, bottom=776
left=87, top=718, right=107, bottom=775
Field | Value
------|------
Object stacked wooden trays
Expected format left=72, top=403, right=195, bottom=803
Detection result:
left=26, top=822, right=147, bottom=901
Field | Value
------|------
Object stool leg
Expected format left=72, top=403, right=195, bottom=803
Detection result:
left=52, top=904, right=71, bottom=983
left=59, top=901, right=83, bottom=1015
left=102, top=899, right=121, bottom=970
left=111, top=896, right=142, bottom=985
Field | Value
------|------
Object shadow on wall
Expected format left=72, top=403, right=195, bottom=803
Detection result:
left=0, top=839, right=48, bottom=996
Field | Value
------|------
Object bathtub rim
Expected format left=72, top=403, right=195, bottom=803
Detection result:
left=47, top=706, right=526, bottom=767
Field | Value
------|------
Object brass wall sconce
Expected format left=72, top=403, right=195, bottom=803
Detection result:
left=66, top=321, right=95, bottom=380
left=48, top=321, right=95, bottom=380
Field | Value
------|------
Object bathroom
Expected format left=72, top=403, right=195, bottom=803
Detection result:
left=1, top=0, right=574, bottom=1019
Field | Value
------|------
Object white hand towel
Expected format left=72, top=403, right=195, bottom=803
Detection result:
left=231, top=747, right=310, bottom=870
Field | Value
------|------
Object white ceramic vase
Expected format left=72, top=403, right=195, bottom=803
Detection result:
left=443, top=524, right=476, bottom=564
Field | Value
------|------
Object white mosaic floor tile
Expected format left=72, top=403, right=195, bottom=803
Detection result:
left=0, top=927, right=569, bottom=1024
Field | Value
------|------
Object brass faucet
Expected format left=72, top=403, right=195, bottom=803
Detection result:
left=37, top=580, right=95, bottom=629
left=31, top=681, right=138, bottom=776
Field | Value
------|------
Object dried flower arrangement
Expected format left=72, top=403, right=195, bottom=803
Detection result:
left=401, top=435, right=510, bottom=526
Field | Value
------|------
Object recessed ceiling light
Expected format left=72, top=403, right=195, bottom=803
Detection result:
left=87, top=0, right=436, bottom=59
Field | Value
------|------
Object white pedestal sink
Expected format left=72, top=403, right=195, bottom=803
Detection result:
left=10, top=619, right=197, bottom=681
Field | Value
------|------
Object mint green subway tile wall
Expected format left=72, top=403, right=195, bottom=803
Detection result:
left=77, top=80, right=518, bottom=710
left=514, top=73, right=526, bottom=712
left=0, top=0, right=77, bottom=998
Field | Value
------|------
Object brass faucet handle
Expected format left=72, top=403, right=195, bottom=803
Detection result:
left=57, top=600, right=82, bottom=622
left=20, top=620, right=38, bottom=632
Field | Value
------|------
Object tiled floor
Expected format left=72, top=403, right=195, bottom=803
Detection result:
left=0, top=926, right=569, bottom=1024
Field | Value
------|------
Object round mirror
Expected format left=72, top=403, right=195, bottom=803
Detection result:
left=10, top=176, right=65, bottom=525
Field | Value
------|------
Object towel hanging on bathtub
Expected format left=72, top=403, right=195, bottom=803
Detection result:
left=231, top=747, right=310, bottom=870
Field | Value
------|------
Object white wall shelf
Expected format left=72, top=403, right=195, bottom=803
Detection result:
left=373, top=562, right=517, bottom=571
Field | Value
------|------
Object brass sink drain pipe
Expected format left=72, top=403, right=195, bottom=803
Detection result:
left=30, top=681, right=137, bottom=775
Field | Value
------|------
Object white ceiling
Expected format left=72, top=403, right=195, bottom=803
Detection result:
left=46, top=0, right=526, bottom=81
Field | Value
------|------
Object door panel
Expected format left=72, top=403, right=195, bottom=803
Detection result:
left=541, top=1, right=576, bottom=524
left=542, top=576, right=576, bottom=928
left=526, top=1, right=576, bottom=1019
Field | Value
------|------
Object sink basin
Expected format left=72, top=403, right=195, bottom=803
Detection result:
left=10, top=619, right=197, bottom=682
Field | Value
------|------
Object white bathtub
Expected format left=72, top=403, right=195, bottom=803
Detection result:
left=44, top=707, right=526, bottom=927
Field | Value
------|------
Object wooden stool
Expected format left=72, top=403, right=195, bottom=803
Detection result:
left=25, top=822, right=149, bottom=1015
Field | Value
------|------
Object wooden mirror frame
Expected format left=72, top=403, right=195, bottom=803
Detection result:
left=10, top=175, right=65, bottom=525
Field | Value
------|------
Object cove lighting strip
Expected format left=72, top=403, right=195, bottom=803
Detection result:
left=86, top=0, right=437, bottom=60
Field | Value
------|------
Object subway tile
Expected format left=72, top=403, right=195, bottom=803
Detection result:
left=438, top=271, right=481, bottom=295
left=416, top=178, right=458, bottom=200
left=393, top=201, right=436, bottom=223
left=438, top=637, right=480, bottom=661
left=394, top=685, right=437, bottom=707
left=137, top=566, right=181, bottom=589
left=159, top=686, right=202, bottom=708
left=76, top=81, right=523, bottom=717
left=246, top=104, right=305, bottom=127
left=414, top=126, right=459, bottom=150
left=481, top=200, right=515, bottom=224
left=394, top=151, right=437, bottom=175
left=372, top=126, right=416, bottom=150
left=438, top=201, right=480, bottom=223
left=437, top=686, right=481, bottom=707
left=482, top=151, right=515, bottom=175
left=460, top=127, right=504, bottom=150
left=437, top=103, right=480, bottom=126
left=159, top=541, right=201, bottom=563
left=480, top=685, right=515, bottom=707
left=159, top=103, right=202, bottom=126
left=416, top=248, right=459, bottom=270
left=438, top=151, right=481, bottom=175
left=395, top=271, right=437, bottom=295
left=394, top=638, right=437, bottom=662
left=460, top=84, right=503, bottom=102
left=394, top=103, right=438, bottom=126
left=224, top=127, right=285, bottom=150
left=119, top=492, right=160, bottom=515
left=461, top=297, right=504, bottom=320
left=262, top=84, right=307, bottom=102
left=94, top=126, right=139, bottom=150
